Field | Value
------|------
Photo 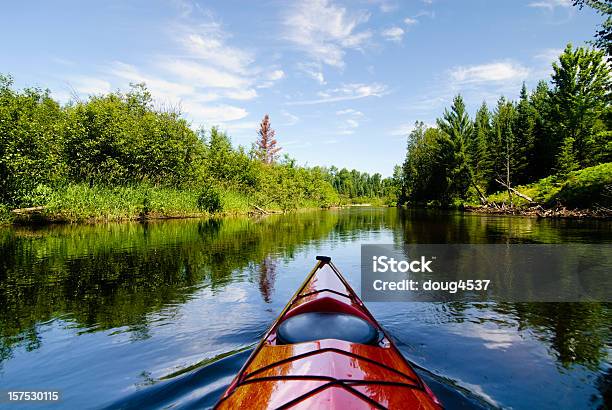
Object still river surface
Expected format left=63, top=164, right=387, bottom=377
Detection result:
left=0, top=208, right=610, bottom=409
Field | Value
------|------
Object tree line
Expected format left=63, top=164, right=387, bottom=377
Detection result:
left=399, top=44, right=611, bottom=206
left=0, top=76, right=397, bottom=216
left=324, top=166, right=398, bottom=202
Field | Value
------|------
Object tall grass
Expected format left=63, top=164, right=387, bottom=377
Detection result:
left=485, top=162, right=612, bottom=208
left=39, top=184, right=201, bottom=222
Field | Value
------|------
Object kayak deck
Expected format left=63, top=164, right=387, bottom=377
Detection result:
left=215, top=257, right=441, bottom=409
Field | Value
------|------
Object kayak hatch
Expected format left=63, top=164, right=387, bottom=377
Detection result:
left=215, top=256, right=442, bottom=409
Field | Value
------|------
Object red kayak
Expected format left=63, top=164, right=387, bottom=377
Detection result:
left=215, top=256, right=442, bottom=409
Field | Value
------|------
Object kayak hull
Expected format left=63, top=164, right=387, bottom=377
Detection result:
left=215, top=258, right=441, bottom=409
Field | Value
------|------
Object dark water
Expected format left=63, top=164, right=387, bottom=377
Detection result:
left=1, top=208, right=610, bottom=409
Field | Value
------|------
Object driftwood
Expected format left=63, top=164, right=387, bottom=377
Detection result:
left=470, top=180, right=488, bottom=205
left=494, top=179, right=533, bottom=203
left=11, top=206, right=46, bottom=214
left=465, top=204, right=611, bottom=219
left=251, top=204, right=270, bottom=215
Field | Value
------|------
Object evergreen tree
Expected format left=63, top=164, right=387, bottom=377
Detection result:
left=514, top=83, right=536, bottom=184
left=530, top=81, right=555, bottom=180
left=471, top=101, right=492, bottom=185
left=550, top=44, right=611, bottom=167
left=436, top=95, right=474, bottom=200
left=556, top=137, right=579, bottom=177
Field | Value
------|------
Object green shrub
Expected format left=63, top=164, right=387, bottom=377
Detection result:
left=552, top=162, right=612, bottom=208
left=197, top=186, right=223, bottom=213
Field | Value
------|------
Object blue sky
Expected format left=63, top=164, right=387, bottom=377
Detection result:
left=1, top=0, right=601, bottom=175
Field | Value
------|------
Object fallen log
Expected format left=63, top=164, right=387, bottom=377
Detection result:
left=251, top=204, right=270, bottom=215
left=11, top=206, right=46, bottom=214
left=494, top=179, right=533, bottom=203
left=470, top=180, right=488, bottom=205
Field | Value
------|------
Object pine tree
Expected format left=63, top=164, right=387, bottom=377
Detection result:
left=556, top=137, right=579, bottom=177
left=550, top=44, right=611, bottom=167
left=530, top=81, right=555, bottom=180
left=256, top=114, right=281, bottom=164
left=436, top=95, right=474, bottom=200
left=471, top=101, right=492, bottom=185
left=514, top=83, right=536, bottom=184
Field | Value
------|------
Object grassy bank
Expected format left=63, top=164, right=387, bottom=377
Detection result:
left=1, top=184, right=294, bottom=224
left=0, top=185, right=394, bottom=225
left=485, top=163, right=612, bottom=210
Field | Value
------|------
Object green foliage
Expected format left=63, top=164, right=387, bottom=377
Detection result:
left=471, top=102, right=492, bottom=184
left=486, top=163, right=612, bottom=209
left=399, top=44, right=611, bottom=208
left=550, top=44, right=611, bottom=167
left=255, top=163, right=340, bottom=211
left=325, top=165, right=398, bottom=205
left=201, top=127, right=259, bottom=189
left=403, top=124, right=445, bottom=202
left=556, top=137, right=579, bottom=177
left=436, top=95, right=473, bottom=200
left=0, top=78, right=351, bottom=221
left=63, top=84, right=203, bottom=187
left=553, top=162, right=612, bottom=208
left=197, top=186, right=223, bottom=213
left=0, top=75, right=65, bottom=207
left=40, top=184, right=200, bottom=222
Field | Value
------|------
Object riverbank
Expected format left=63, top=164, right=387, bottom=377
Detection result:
left=464, top=204, right=611, bottom=218
left=466, top=163, right=612, bottom=219
left=0, top=183, right=390, bottom=225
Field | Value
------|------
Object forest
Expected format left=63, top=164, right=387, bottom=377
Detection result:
left=1, top=1, right=610, bottom=223
left=399, top=43, right=611, bottom=210
left=0, top=78, right=396, bottom=223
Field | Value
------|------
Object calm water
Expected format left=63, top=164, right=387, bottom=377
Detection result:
left=1, top=208, right=610, bottom=409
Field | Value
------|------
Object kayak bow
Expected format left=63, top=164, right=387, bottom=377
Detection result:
left=215, top=256, right=442, bottom=409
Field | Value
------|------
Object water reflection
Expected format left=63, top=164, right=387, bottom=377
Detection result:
left=0, top=208, right=610, bottom=408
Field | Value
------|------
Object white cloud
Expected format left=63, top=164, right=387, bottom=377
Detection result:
left=109, top=62, right=195, bottom=100
left=336, top=108, right=364, bottom=135
left=268, top=70, right=285, bottom=81
left=528, top=0, right=571, bottom=9
left=297, top=62, right=327, bottom=85
left=159, top=59, right=249, bottom=89
left=368, top=0, right=398, bottom=12
left=289, top=83, right=387, bottom=105
left=224, top=89, right=258, bottom=100
left=336, top=108, right=364, bottom=117
left=414, top=10, right=435, bottom=18
left=450, top=61, right=530, bottom=84
left=180, top=32, right=253, bottom=75
left=181, top=101, right=248, bottom=123
left=284, top=0, right=372, bottom=68
left=404, top=17, right=418, bottom=25
left=381, top=26, right=405, bottom=42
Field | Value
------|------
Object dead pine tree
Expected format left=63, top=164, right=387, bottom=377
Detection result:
left=256, top=114, right=281, bottom=164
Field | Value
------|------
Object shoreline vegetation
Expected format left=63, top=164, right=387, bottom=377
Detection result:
left=2, top=39, right=611, bottom=225
left=0, top=77, right=397, bottom=225
left=397, top=43, right=611, bottom=219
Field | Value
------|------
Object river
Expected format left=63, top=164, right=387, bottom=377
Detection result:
left=0, top=208, right=610, bottom=409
